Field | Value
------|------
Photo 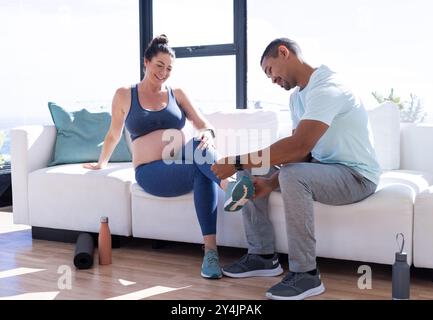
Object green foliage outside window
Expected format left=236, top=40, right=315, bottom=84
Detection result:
left=372, top=88, right=426, bottom=123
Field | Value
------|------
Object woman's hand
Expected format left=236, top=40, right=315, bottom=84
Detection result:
left=83, top=162, right=107, bottom=170
left=197, top=129, right=216, bottom=150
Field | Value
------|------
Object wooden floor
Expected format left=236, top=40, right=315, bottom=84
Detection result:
left=1, top=208, right=433, bottom=300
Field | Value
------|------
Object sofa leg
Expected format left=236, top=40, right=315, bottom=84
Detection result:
left=111, top=235, right=132, bottom=248
left=32, top=226, right=130, bottom=248
left=151, top=240, right=168, bottom=249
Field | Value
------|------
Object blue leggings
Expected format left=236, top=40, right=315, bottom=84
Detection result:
left=135, top=139, right=221, bottom=236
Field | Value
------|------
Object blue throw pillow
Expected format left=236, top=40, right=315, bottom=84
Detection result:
left=48, top=102, right=132, bottom=166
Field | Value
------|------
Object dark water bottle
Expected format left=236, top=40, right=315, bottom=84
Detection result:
left=392, top=233, right=410, bottom=300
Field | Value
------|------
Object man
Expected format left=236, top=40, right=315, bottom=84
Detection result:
left=211, top=38, right=381, bottom=300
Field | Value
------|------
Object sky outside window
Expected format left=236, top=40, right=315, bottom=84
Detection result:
left=247, top=0, right=433, bottom=122
left=165, top=55, right=236, bottom=112
left=153, top=0, right=233, bottom=47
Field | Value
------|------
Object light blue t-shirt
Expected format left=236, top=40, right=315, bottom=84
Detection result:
left=290, top=65, right=381, bottom=184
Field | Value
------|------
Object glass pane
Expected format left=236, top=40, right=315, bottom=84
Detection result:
left=247, top=0, right=433, bottom=123
left=166, top=56, right=236, bottom=112
left=0, top=129, right=10, bottom=169
left=0, top=0, right=140, bottom=129
left=153, top=0, right=234, bottom=47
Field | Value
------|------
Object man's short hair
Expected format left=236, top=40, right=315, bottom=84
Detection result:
left=260, top=38, right=302, bottom=65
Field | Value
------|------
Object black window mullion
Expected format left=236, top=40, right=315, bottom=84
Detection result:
left=234, top=0, right=247, bottom=109
left=139, top=0, right=153, bottom=80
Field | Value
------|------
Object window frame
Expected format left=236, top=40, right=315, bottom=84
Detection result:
left=139, top=0, right=247, bottom=109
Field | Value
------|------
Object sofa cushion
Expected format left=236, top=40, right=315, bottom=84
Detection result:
left=131, top=168, right=419, bottom=265
left=367, top=102, right=401, bottom=170
left=131, top=183, right=248, bottom=247
left=268, top=182, right=414, bottom=265
left=278, top=102, right=401, bottom=171
left=266, top=169, right=432, bottom=265
left=48, top=102, right=132, bottom=166
left=378, top=169, right=433, bottom=196
left=28, top=163, right=135, bottom=235
left=267, top=102, right=400, bottom=171
left=131, top=183, right=202, bottom=242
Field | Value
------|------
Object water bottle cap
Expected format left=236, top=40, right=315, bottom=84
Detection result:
left=395, top=251, right=407, bottom=262
left=100, top=216, right=109, bottom=223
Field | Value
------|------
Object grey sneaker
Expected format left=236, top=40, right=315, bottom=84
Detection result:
left=266, top=270, right=325, bottom=300
left=222, top=254, right=283, bottom=278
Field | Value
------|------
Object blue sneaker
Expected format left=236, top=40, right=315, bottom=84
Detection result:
left=224, top=176, right=255, bottom=212
left=201, top=249, right=222, bottom=279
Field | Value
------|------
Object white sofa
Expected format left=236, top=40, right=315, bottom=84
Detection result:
left=11, top=103, right=433, bottom=269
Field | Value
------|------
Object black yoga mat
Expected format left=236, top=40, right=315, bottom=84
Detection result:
left=74, top=233, right=94, bottom=269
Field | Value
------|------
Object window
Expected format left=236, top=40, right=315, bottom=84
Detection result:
left=0, top=130, right=10, bottom=169
left=0, top=0, right=140, bottom=130
left=167, top=56, right=236, bottom=111
left=153, top=0, right=234, bottom=47
left=247, top=0, right=433, bottom=122
left=140, top=0, right=246, bottom=110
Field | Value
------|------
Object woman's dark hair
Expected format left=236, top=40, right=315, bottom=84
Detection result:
left=144, top=34, right=176, bottom=61
left=260, top=38, right=302, bottom=65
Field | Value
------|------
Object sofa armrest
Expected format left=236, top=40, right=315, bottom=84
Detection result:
left=11, top=125, right=56, bottom=225
left=413, top=186, right=433, bottom=268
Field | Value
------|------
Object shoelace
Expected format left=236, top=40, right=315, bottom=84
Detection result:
left=205, top=252, right=219, bottom=266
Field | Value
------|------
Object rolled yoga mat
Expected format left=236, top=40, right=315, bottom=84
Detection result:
left=74, top=233, right=95, bottom=269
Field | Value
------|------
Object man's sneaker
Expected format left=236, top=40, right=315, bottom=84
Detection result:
left=224, top=176, right=255, bottom=212
left=222, top=253, right=283, bottom=278
left=201, top=249, right=222, bottom=279
left=266, top=270, right=325, bottom=300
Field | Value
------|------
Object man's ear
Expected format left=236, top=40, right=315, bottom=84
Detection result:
left=278, top=45, right=290, bottom=59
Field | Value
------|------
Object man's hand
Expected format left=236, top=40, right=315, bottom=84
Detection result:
left=211, top=157, right=236, bottom=180
left=252, top=177, right=275, bottom=199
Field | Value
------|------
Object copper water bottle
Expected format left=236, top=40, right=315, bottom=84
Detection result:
left=98, top=216, right=112, bottom=265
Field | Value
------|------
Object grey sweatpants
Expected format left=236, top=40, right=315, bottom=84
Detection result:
left=239, top=162, right=377, bottom=273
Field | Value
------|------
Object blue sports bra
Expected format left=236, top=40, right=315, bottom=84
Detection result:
left=125, top=84, right=186, bottom=142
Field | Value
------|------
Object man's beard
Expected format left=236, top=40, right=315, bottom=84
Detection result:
left=282, top=81, right=292, bottom=90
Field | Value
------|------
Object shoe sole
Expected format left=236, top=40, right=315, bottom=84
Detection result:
left=222, top=265, right=284, bottom=278
left=224, top=196, right=249, bottom=212
left=201, top=272, right=222, bottom=279
left=265, top=283, right=325, bottom=300
left=224, top=182, right=254, bottom=212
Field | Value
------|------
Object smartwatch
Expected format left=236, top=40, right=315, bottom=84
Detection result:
left=234, top=155, right=243, bottom=171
